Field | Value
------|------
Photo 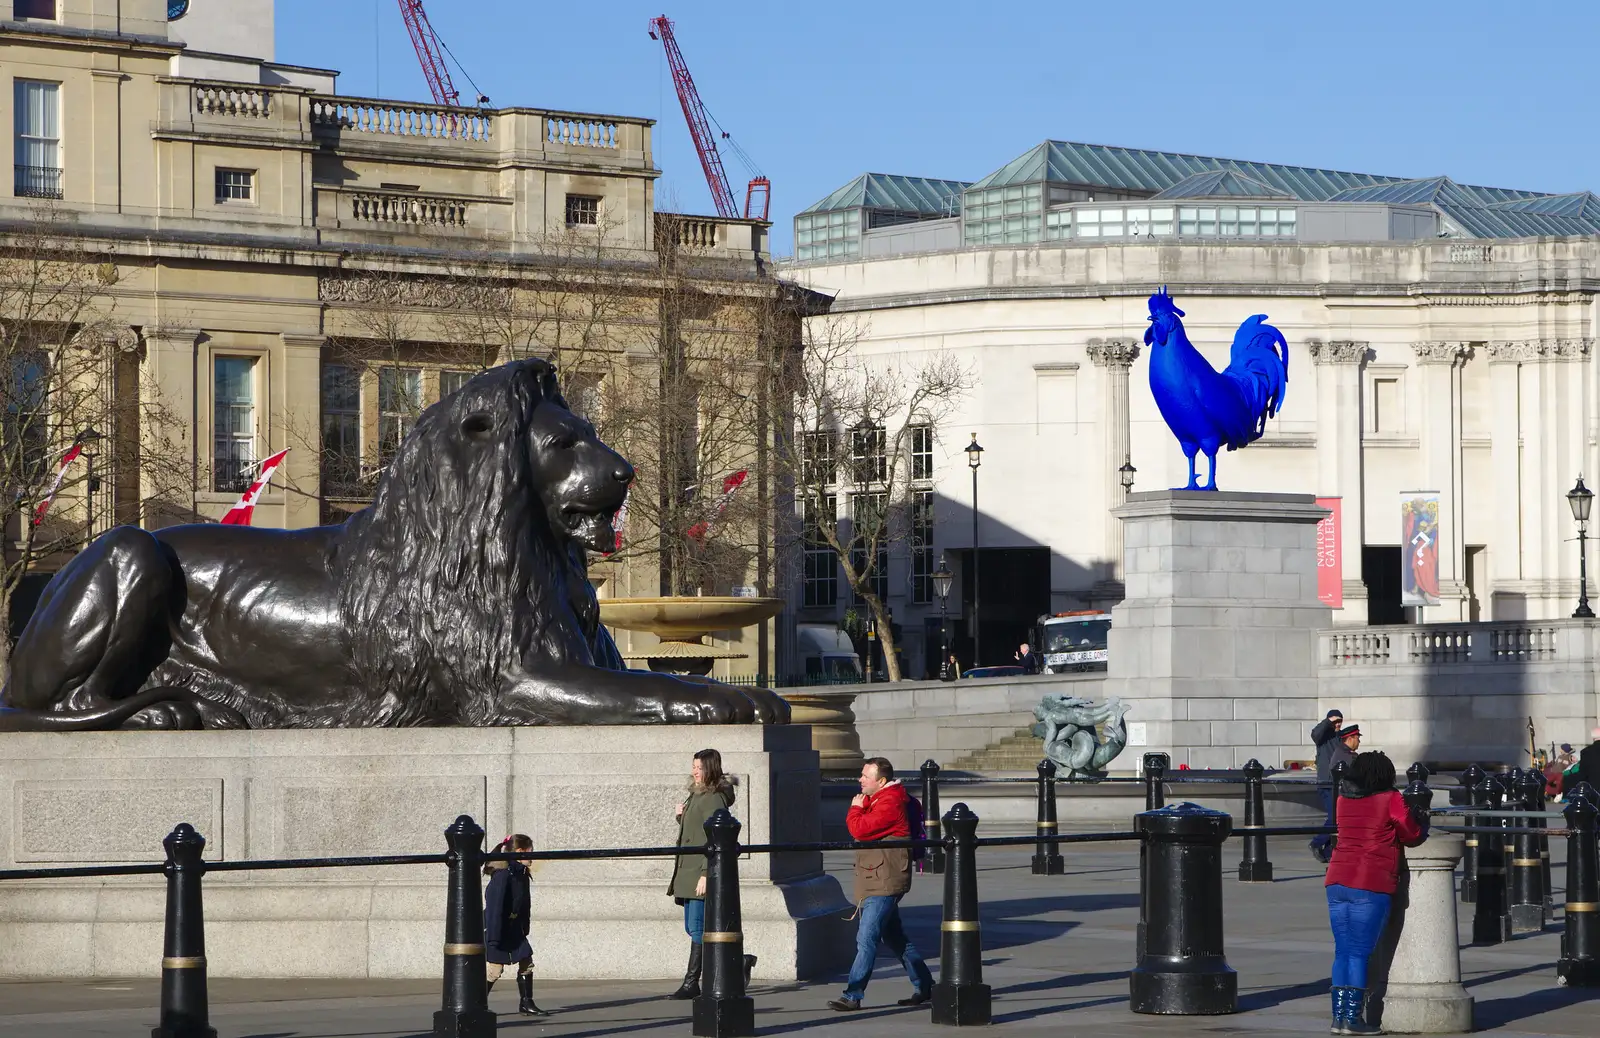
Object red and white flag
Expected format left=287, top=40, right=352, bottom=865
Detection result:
left=31, top=442, right=86, bottom=527
left=220, top=448, right=290, bottom=526
left=609, top=494, right=629, bottom=554
left=687, top=469, right=748, bottom=542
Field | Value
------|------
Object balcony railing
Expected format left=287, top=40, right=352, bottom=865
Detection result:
left=309, top=96, right=493, bottom=142
left=14, top=165, right=62, bottom=200
left=1320, top=620, right=1567, bottom=667
left=348, top=191, right=470, bottom=229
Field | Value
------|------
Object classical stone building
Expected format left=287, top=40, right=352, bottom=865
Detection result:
left=1, top=0, right=790, bottom=677
left=781, top=144, right=1600, bottom=677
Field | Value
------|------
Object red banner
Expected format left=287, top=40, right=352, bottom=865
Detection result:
left=1315, top=497, right=1342, bottom=608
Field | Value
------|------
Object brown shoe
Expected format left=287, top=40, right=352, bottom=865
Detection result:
left=829, top=998, right=862, bottom=1012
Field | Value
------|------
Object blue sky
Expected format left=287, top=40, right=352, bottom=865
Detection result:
left=278, top=1, right=1600, bottom=255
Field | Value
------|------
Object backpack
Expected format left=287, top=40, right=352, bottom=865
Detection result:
left=907, top=795, right=929, bottom=866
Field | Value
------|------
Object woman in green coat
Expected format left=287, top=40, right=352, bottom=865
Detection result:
left=666, top=748, right=754, bottom=998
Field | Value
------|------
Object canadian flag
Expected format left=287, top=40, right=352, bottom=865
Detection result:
left=31, top=441, right=87, bottom=527
left=220, top=448, right=291, bottom=526
left=608, top=495, right=629, bottom=554
left=687, top=470, right=749, bottom=543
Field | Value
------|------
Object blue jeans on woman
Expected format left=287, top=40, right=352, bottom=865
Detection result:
left=843, top=894, right=933, bottom=1002
left=684, top=898, right=705, bottom=944
left=1326, top=884, right=1391, bottom=988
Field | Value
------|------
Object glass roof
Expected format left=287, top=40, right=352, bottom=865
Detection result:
left=1489, top=191, right=1600, bottom=220
left=799, top=173, right=971, bottom=215
left=1150, top=170, right=1293, bottom=200
left=1435, top=203, right=1600, bottom=239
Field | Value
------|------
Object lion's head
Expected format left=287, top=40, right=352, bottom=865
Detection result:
left=520, top=390, right=632, bottom=554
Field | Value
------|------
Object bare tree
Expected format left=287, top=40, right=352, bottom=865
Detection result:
left=776, top=314, right=975, bottom=681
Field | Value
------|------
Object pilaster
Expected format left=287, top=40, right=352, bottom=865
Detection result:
left=1308, top=339, right=1370, bottom=622
left=1087, top=338, right=1139, bottom=599
left=143, top=329, right=204, bottom=522
left=1411, top=341, right=1471, bottom=620
left=280, top=333, right=327, bottom=530
left=89, top=70, right=125, bottom=211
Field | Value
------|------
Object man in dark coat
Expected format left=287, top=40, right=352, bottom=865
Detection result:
left=1562, top=728, right=1600, bottom=796
left=1015, top=642, right=1042, bottom=675
left=1309, top=709, right=1343, bottom=861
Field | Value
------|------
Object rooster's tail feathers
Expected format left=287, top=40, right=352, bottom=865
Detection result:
left=1224, top=316, right=1289, bottom=433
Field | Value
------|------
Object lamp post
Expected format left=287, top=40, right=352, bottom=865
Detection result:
left=1569, top=475, right=1594, bottom=619
left=77, top=427, right=104, bottom=549
left=965, top=433, right=984, bottom=668
left=1119, top=457, right=1137, bottom=496
left=933, top=556, right=954, bottom=680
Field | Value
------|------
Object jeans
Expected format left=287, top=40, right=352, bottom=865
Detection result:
left=684, top=898, right=705, bottom=944
left=1310, top=785, right=1335, bottom=856
left=843, top=894, right=933, bottom=1002
left=1327, top=884, right=1391, bottom=988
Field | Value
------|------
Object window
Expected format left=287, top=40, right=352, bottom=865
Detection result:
left=213, top=357, right=257, bottom=493
left=793, top=209, right=862, bottom=262
left=565, top=194, right=600, bottom=226
left=909, top=424, right=933, bottom=481
left=962, top=184, right=1042, bottom=246
left=850, top=423, right=886, bottom=484
left=801, top=429, right=837, bottom=487
left=563, top=373, right=601, bottom=419
left=803, top=494, right=838, bottom=607
left=377, top=367, right=421, bottom=467
left=215, top=168, right=254, bottom=203
left=14, top=1, right=57, bottom=19
left=13, top=80, right=61, bottom=200
left=439, top=369, right=474, bottom=399
left=850, top=491, right=889, bottom=603
left=910, top=489, right=934, bottom=604
left=1372, top=377, right=1402, bottom=434
left=320, top=364, right=361, bottom=495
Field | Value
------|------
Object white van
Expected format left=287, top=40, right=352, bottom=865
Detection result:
left=795, top=624, right=864, bottom=685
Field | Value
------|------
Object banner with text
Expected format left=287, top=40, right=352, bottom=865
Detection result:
left=1315, top=497, right=1342, bottom=608
left=1401, top=491, right=1442, bottom=607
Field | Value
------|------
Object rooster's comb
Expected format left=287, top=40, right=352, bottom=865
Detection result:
left=1148, top=286, right=1185, bottom=318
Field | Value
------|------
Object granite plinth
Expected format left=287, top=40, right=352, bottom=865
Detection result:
left=0, top=726, right=851, bottom=980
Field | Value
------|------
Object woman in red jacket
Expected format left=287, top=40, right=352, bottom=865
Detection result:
left=1324, top=749, right=1427, bottom=1035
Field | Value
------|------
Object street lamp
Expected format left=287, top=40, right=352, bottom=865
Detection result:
left=965, top=433, right=984, bottom=667
left=1119, top=457, right=1137, bottom=495
left=932, top=555, right=954, bottom=680
left=77, top=427, right=104, bottom=548
left=1569, top=475, right=1595, bottom=619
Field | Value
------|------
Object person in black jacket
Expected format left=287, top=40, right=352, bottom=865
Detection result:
left=484, top=834, right=548, bottom=1016
left=1309, top=709, right=1343, bottom=862
left=1563, top=728, right=1600, bottom=796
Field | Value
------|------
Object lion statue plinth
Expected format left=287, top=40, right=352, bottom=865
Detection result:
left=0, top=359, right=787, bottom=730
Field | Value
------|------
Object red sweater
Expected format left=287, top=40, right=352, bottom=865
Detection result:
left=846, top=780, right=911, bottom=841
left=1325, top=789, right=1428, bottom=894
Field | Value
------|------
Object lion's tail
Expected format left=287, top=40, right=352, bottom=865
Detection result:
left=0, top=687, right=208, bottom=731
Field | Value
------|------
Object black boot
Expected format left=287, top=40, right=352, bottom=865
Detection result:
left=516, top=971, right=549, bottom=1016
left=669, top=943, right=703, bottom=1000
left=743, top=954, right=757, bottom=988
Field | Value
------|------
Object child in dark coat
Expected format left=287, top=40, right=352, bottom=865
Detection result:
left=485, top=834, right=548, bottom=1016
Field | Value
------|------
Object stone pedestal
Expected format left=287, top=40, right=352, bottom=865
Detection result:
left=1372, top=834, right=1474, bottom=1033
left=0, top=725, right=851, bottom=981
left=1103, top=491, right=1331, bottom=769
left=779, top=690, right=865, bottom=775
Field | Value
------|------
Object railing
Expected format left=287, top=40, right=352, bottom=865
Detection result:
left=1321, top=620, right=1569, bottom=666
left=348, top=191, right=470, bottom=229
left=193, top=83, right=272, bottom=119
left=310, top=97, right=494, bottom=142
left=13, top=164, right=62, bottom=200
left=545, top=115, right=618, bottom=149
left=663, top=216, right=721, bottom=249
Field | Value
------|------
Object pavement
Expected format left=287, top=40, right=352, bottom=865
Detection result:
left=0, top=838, right=1591, bottom=1037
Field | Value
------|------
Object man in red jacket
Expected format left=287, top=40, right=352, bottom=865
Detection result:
left=829, top=757, right=935, bottom=1011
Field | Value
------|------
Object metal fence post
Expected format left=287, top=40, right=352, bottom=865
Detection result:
left=1143, top=752, right=1169, bottom=811
left=1472, top=776, right=1510, bottom=945
left=1403, top=762, right=1433, bottom=815
left=433, top=815, right=495, bottom=1038
left=694, top=808, right=753, bottom=1038
left=922, top=759, right=946, bottom=875
left=1509, top=770, right=1546, bottom=934
left=1558, top=784, right=1600, bottom=987
left=1237, top=759, right=1272, bottom=883
left=152, top=824, right=215, bottom=1038
left=1130, top=803, right=1237, bottom=1015
left=1032, top=759, right=1063, bottom=876
left=932, top=802, right=990, bottom=1026
left=1458, top=763, right=1486, bottom=904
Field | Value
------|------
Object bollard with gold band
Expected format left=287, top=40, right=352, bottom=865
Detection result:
left=1458, top=763, right=1486, bottom=903
left=1471, top=774, right=1511, bottom=945
left=922, top=759, right=946, bottom=875
left=694, top=808, right=753, bottom=1038
left=1237, top=759, right=1272, bottom=883
left=932, top=802, right=990, bottom=1025
left=1509, top=769, right=1547, bottom=934
left=433, top=815, right=494, bottom=1038
left=152, top=823, right=215, bottom=1038
left=1032, top=759, right=1064, bottom=876
left=1557, top=783, right=1600, bottom=987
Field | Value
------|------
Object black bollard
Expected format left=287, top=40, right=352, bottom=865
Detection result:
left=922, top=759, right=946, bottom=875
left=433, top=815, right=495, bottom=1038
left=1534, top=772, right=1555, bottom=913
left=1509, top=770, right=1546, bottom=934
left=932, top=802, right=991, bottom=1026
left=152, top=824, right=215, bottom=1038
left=1403, top=762, right=1434, bottom=815
left=1143, top=752, right=1169, bottom=811
left=1032, top=759, right=1064, bottom=876
left=1472, top=775, right=1511, bottom=945
left=694, top=808, right=753, bottom=1038
left=1237, top=759, right=1272, bottom=883
left=1130, top=803, right=1238, bottom=1015
left=1459, top=763, right=1487, bottom=904
left=1557, top=784, right=1600, bottom=987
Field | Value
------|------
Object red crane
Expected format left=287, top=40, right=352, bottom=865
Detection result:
left=648, top=15, right=769, bottom=222
left=397, top=1, right=459, bottom=107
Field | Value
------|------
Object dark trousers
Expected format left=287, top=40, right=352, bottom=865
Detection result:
left=1310, top=785, right=1335, bottom=857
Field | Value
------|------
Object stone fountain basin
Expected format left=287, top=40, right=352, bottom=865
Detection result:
left=598, top=596, right=784, bottom=641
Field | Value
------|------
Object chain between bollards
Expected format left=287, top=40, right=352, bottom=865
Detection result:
left=922, top=759, right=946, bottom=875
left=1557, top=783, right=1600, bottom=987
left=1032, top=759, right=1064, bottom=876
left=1458, top=763, right=1486, bottom=904
left=932, top=802, right=990, bottom=1025
left=1509, top=770, right=1547, bottom=934
left=694, top=808, right=753, bottom=1038
left=433, top=815, right=495, bottom=1038
left=151, top=824, right=215, bottom=1038
left=1237, top=759, right=1272, bottom=883
left=1130, top=802, right=1237, bottom=1015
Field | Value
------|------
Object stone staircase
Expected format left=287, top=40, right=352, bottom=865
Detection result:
left=947, top=726, right=1046, bottom=773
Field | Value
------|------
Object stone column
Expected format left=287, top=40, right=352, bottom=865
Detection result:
left=1087, top=338, right=1140, bottom=601
left=1372, top=834, right=1473, bottom=1033
left=1484, top=344, right=1525, bottom=618
left=1309, top=340, right=1370, bottom=622
left=1411, top=342, right=1471, bottom=621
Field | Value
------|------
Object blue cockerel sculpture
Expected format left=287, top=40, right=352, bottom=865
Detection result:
left=1144, top=288, right=1288, bottom=491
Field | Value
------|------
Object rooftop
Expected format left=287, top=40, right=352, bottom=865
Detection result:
left=798, top=173, right=970, bottom=216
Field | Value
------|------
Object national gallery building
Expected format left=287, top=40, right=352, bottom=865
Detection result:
left=780, top=142, right=1600, bottom=676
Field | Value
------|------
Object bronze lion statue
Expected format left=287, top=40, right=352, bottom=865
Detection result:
left=0, top=359, right=788, bottom=730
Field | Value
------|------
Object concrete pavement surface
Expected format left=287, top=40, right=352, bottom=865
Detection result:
left=0, top=839, right=1590, bottom=1037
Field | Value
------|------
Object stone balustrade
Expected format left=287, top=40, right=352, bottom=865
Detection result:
left=192, top=82, right=272, bottom=119
left=347, top=191, right=471, bottom=229
left=544, top=114, right=617, bottom=149
left=309, top=96, right=494, bottom=142
left=1322, top=620, right=1562, bottom=666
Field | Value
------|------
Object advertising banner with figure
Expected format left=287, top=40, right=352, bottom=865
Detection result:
left=1401, top=491, right=1441, bottom=606
left=1315, top=497, right=1342, bottom=608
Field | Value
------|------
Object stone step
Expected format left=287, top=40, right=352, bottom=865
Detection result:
left=948, top=727, right=1044, bottom=772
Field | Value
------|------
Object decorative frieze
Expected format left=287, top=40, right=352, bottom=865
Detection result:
left=1484, top=338, right=1594, bottom=361
left=319, top=273, right=478, bottom=308
left=1306, top=339, right=1371, bottom=366
left=1410, top=341, right=1471, bottom=365
left=1086, top=337, right=1140, bottom=368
